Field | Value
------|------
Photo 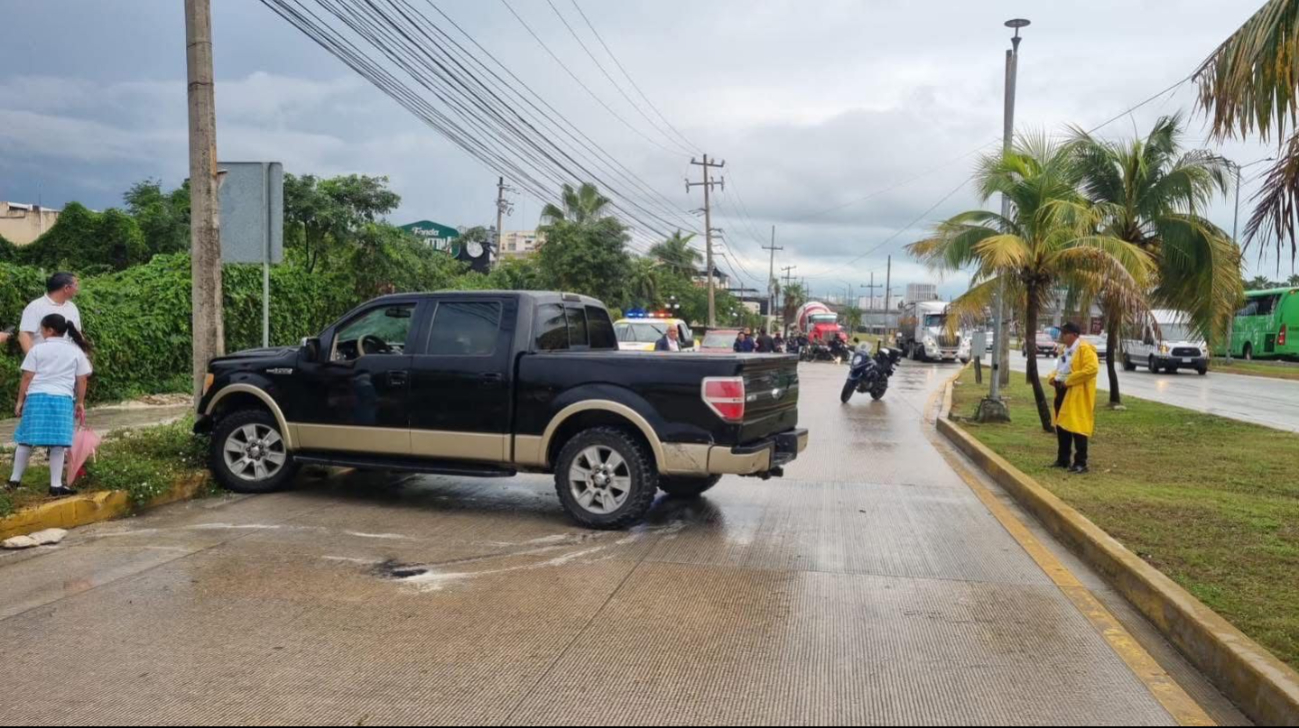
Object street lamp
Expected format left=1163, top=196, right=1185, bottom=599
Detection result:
left=1224, top=156, right=1274, bottom=362
left=980, top=18, right=1029, bottom=423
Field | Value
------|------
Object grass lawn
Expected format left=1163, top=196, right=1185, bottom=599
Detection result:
left=0, top=417, right=210, bottom=519
left=951, top=367, right=1299, bottom=670
left=1212, top=358, right=1299, bottom=382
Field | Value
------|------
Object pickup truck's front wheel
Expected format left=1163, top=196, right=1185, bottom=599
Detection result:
left=659, top=474, right=722, bottom=499
left=555, top=427, right=658, bottom=530
left=211, top=409, right=299, bottom=494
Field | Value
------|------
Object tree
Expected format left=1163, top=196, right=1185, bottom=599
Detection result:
left=1195, top=0, right=1299, bottom=259
left=627, top=257, right=661, bottom=306
left=840, top=305, right=864, bottom=334
left=19, top=202, right=148, bottom=273
left=1071, top=115, right=1238, bottom=406
left=0, top=233, right=15, bottom=262
left=538, top=183, right=632, bottom=308
left=124, top=178, right=191, bottom=256
left=782, top=282, right=808, bottom=333
left=1246, top=275, right=1278, bottom=290
left=484, top=256, right=544, bottom=291
left=284, top=173, right=401, bottom=273
left=909, top=136, right=1153, bottom=432
left=1289, top=273, right=1299, bottom=286
left=649, top=230, right=702, bottom=277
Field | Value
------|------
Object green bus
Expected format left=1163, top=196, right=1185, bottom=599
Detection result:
left=1223, top=287, right=1299, bottom=360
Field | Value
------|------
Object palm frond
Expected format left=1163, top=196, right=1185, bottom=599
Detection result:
left=1195, top=0, right=1299, bottom=142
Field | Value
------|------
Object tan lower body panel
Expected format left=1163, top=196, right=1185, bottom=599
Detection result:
left=660, top=442, right=771, bottom=476
left=411, top=430, right=508, bottom=462
left=513, top=435, right=545, bottom=468
left=294, top=423, right=411, bottom=455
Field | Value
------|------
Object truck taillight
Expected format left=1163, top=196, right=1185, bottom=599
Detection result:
left=702, top=377, right=746, bottom=422
left=1281, top=324, right=1288, bottom=347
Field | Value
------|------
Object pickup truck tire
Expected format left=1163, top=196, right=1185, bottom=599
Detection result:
left=210, top=409, right=299, bottom=494
left=555, top=427, right=658, bottom=530
left=659, top=475, right=723, bottom=499
left=1123, top=354, right=1136, bottom=371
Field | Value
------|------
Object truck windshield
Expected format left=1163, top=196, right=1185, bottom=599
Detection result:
left=924, top=314, right=947, bottom=327
left=1160, top=324, right=1195, bottom=342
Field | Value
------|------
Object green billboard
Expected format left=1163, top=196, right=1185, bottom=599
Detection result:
left=400, top=220, right=460, bottom=254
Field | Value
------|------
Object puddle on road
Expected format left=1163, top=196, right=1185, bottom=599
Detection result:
left=371, top=559, right=431, bottom=580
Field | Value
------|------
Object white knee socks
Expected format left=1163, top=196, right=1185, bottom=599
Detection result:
left=7, top=445, right=68, bottom=488
left=10, top=445, right=33, bottom=483
left=49, top=447, right=67, bottom=489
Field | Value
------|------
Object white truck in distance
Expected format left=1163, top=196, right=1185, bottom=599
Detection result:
left=1122, top=309, right=1210, bottom=375
left=898, top=301, right=970, bottom=363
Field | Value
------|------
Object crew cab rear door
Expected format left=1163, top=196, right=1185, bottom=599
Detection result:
left=407, top=296, right=517, bottom=462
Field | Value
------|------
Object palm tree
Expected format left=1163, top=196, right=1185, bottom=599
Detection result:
left=1288, top=273, right=1299, bottom=286
left=909, top=136, right=1154, bottom=432
left=782, top=282, right=808, bottom=335
left=1195, top=0, right=1299, bottom=259
left=627, top=257, right=661, bottom=306
left=1071, top=115, right=1238, bottom=407
left=540, top=182, right=614, bottom=228
left=649, top=230, right=702, bottom=277
left=1247, top=275, right=1277, bottom=290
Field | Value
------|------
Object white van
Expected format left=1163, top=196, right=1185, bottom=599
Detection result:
left=1122, top=310, right=1210, bottom=375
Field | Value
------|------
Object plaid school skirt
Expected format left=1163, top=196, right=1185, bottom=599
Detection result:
left=14, top=393, right=75, bottom=447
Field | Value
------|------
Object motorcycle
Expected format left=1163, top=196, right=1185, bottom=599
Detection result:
left=840, top=343, right=902, bottom=403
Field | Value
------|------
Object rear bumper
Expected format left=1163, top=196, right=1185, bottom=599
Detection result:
left=706, top=428, right=809, bottom=476
left=660, top=429, right=809, bottom=477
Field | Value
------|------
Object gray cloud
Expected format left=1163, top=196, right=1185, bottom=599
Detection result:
left=0, top=0, right=1291, bottom=299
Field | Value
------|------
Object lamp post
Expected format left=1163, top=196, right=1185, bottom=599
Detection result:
left=978, top=17, right=1029, bottom=423
left=1224, top=156, right=1273, bottom=362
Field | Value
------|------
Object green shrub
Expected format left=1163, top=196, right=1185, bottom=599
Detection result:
left=18, top=202, right=148, bottom=274
left=0, top=261, right=46, bottom=328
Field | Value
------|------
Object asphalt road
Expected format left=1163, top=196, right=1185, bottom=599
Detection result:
left=991, top=352, right=1299, bottom=433
left=0, top=363, right=1247, bottom=725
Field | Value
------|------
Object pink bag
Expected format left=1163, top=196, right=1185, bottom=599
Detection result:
left=66, top=410, right=102, bottom=487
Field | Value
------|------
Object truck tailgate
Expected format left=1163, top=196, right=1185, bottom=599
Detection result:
left=737, top=356, right=800, bottom=444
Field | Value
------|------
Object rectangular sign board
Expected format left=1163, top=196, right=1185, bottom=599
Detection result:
left=219, top=161, right=283, bottom=264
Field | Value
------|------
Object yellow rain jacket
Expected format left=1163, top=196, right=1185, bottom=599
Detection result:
left=1049, top=341, right=1099, bottom=437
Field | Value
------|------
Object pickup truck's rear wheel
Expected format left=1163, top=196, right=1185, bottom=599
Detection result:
left=555, top=427, right=658, bottom=530
left=659, top=475, right=722, bottom=499
left=211, top=409, right=298, bottom=494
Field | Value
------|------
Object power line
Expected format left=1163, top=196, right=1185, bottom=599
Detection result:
left=569, top=0, right=702, bottom=154
left=498, top=0, right=692, bottom=158
left=543, top=0, right=695, bottom=155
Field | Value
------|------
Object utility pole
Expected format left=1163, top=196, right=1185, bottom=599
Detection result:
left=979, top=18, right=1029, bottom=423
left=863, top=273, right=882, bottom=333
left=763, top=225, right=783, bottom=335
left=687, top=155, right=725, bottom=326
left=781, top=265, right=797, bottom=336
left=495, top=177, right=514, bottom=268
left=186, top=0, right=223, bottom=401
left=884, top=255, right=893, bottom=338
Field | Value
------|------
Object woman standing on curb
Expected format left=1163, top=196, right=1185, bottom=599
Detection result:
left=7, top=314, right=93, bottom=497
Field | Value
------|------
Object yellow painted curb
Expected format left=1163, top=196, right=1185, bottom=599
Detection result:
left=938, top=376, right=1299, bottom=727
left=0, top=474, right=209, bottom=541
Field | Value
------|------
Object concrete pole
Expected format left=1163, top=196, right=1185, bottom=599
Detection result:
left=186, top=0, right=224, bottom=401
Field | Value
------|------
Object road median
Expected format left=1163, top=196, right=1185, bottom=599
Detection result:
left=938, top=368, right=1299, bottom=726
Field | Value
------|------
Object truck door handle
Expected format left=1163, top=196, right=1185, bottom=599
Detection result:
left=480, top=373, right=504, bottom=388
left=388, top=370, right=409, bottom=386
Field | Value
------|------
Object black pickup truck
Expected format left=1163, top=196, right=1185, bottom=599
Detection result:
left=195, top=291, right=807, bottom=529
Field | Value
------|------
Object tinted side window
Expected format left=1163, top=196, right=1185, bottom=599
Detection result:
left=333, top=304, right=415, bottom=361
left=567, top=306, right=589, bottom=347
left=427, top=302, right=502, bottom=356
left=536, top=303, right=569, bottom=351
left=586, top=306, right=617, bottom=349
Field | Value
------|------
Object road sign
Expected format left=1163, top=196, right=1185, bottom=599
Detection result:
left=218, top=161, right=283, bottom=347
left=219, top=162, right=283, bottom=265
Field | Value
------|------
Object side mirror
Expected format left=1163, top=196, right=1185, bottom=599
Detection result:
left=302, top=337, right=322, bottom=363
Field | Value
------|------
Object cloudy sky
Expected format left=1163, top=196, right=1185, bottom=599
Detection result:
left=0, top=0, right=1289, bottom=299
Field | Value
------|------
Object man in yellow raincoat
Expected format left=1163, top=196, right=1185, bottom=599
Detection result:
left=1048, top=322, right=1098, bottom=474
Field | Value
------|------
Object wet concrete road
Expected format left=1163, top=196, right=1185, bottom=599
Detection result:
left=994, top=352, right=1299, bottom=433
left=0, top=363, right=1246, bottom=725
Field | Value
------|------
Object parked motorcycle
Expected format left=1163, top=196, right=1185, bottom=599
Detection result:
left=840, top=343, right=903, bottom=403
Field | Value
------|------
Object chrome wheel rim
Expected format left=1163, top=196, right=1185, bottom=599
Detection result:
left=569, top=445, right=633, bottom=514
left=223, top=423, right=287, bottom=482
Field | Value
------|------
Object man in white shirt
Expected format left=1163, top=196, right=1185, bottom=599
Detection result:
left=19, top=272, right=81, bottom=354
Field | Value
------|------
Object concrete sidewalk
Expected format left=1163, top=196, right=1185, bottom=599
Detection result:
left=1, top=400, right=193, bottom=446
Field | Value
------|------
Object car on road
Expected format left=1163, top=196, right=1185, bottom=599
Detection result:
left=1123, top=310, right=1209, bottom=375
left=1022, top=329, right=1059, bottom=358
left=1222, top=287, right=1299, bottom=361
left=614, top=316, right=693, bottom=352
left=1081, top=332, right=1110, bottom=361
left=195, top=291, right=807, bottom=529
left=699, top=328, right=742, bottom=353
